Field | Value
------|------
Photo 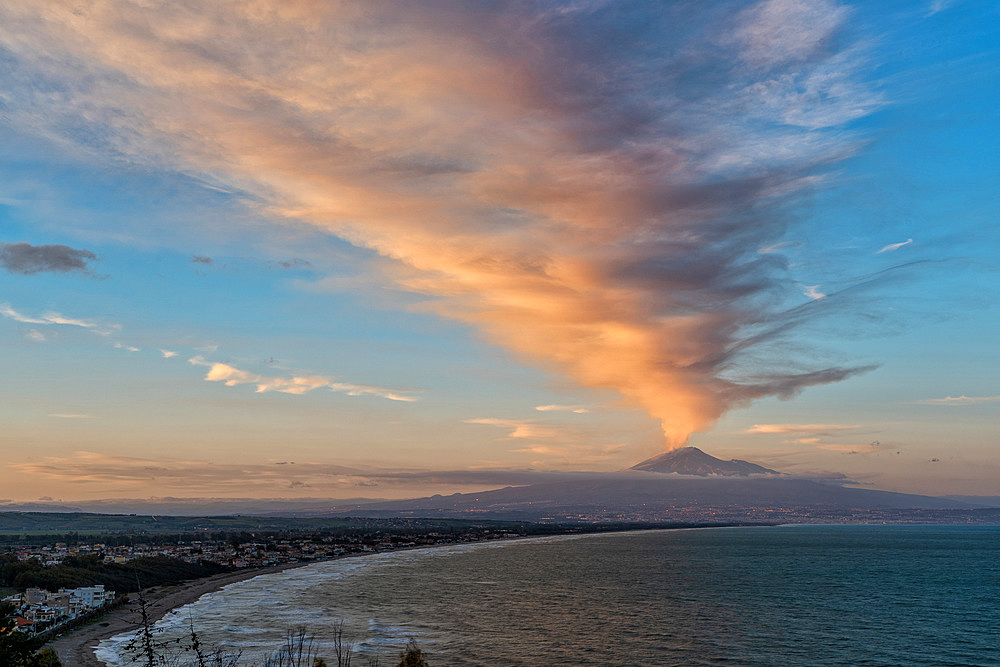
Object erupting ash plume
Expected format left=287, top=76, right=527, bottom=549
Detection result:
left=0, top=0, right=881, bottom=447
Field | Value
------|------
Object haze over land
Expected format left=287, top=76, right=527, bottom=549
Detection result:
left=0, top=1, right=998, bottom=504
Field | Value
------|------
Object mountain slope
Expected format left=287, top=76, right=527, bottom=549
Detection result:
left=325, top=474, right=977, bottom=521
left=630, top=446, right=779, bottom=476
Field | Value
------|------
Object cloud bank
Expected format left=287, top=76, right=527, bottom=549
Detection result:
left=0, top=0, right=884, bottom=447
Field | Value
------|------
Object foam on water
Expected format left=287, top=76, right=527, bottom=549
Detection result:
left=96, top=526, right=1000, bottom=666
left=95, top=533, right=600, bottom=665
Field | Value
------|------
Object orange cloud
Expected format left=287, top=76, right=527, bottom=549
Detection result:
left=743, top=423, right=861, bottom=435
left=188, top=356, right=416, bottom=401
left=0, top=1, right=879, bottom=448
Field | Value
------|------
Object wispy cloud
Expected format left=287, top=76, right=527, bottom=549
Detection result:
left=928, top=0, right=955, bottom=16
left=48, top=413, right=91, bottom=419
left=114, top=342, right=140, bottom=352
left=465, top=418, right=564, bottom=441
left=0, top=0, right=887, bottom=448
left=915, top=395, right=1000, bottom=406
left=802, top=285, right=826, bottom=300
left=0, top=242, right=97, bottom=275
left=535, top=404, right=590, bottom=414
left=758, top=241, right=803, bottom=254
left=743, top=423, right=861, bottom=435
left=160, top=349, right=178, bottom=358
left=9, top=451, right=643, bottom=493
left=272, top=258, right=313, bottom=271
left=188, top=356, right=416, bottom=402
left=0, top=303, right=118, bottom=335
left=817, top=441, right=884, bottom=454
left=876, top=239, right=913, bottom=254
left=506, top=442, right=627, bottom=464
left=11, top=451, right=364, bottom=491
left=732, top=0, right=849, bottom=70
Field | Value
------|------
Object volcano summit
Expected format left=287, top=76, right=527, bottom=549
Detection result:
left=630, top=446, right=779, bottom=477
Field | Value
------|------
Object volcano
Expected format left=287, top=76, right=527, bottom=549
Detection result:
left=630, top=446, right=779, bottom=477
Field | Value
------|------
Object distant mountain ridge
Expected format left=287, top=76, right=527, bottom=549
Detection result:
left=630, top=446, right=779, bottom=476
left=325, top=475, right=976, bottom=521
left=313, top=447, right=987, bottom=521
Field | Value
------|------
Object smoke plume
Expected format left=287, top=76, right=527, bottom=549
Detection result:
left=0, top=0, right=882, bottom=447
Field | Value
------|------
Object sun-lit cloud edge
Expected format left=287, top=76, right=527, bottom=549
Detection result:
left=535, top=404, right=590, bottom=414
left=0, top=0, right=896, bottom=451
left=0, top=303, right=119, bottom=335
left=464, top=418, right=565, bottom=441
left=188, top=356, right=417, bottom=402
left=741, top=423, right=862, bottom=435
left=914, top=395, right=1000, bottom=405
left=876, top=238, right=913, bottom=254
left=816, top=442, right=885, bottom=454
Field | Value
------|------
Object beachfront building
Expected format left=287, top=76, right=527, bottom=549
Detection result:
left=70, top=585, right=116, bottom=609
left=5, top=584, right=118, bottom=634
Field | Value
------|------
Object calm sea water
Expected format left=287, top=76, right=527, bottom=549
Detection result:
left=97, top=525, right=1000, bottom=666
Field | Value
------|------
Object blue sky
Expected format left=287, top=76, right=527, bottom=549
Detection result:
left=0, top=0, right=997, bottom=502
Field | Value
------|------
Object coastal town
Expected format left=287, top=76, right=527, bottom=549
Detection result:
left=0, top=517, right=658, bottom=664
left=2, top=584, right=118, bottom=635
left=4, top=526, right=525, bottom=571
left=0, top=521, right=535, bottom=664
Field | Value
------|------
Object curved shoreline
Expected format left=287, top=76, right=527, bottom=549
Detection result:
left=45, top=560, right=315, bottom=667
left=46, top=525, right=760, bottom=665
left=46, top=535, right=612, bottom=665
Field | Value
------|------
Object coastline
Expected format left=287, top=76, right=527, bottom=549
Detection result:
left=44, top=524, right=765, bottom=665
left=42, top=534, right=632, bottom=665
left=45, top=560, right=314, bottom=667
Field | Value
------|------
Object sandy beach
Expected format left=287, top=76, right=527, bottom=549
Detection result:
left=44, top=561, right=313, bottom=667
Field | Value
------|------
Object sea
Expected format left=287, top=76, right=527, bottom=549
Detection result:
left=95, top=525, right=1000, bottom=666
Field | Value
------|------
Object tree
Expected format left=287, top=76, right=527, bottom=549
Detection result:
left=395, top=641, right=429, bottom=667
left=331, top=618, right=353, bottom=667
left=0, top=601, right=58, bottom=666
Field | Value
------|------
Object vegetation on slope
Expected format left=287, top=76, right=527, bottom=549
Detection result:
left=0, top=553, right=230, bottom=593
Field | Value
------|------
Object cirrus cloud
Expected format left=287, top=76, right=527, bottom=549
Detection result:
left=742, top=423, right=861, bottom=435
left=876, top=239, right=913, bottom=254
left=915, top=395, right=1000, bottom=406
left=535, top=404, right=590, bottom=414
left=0, top=303, right=119, bottom=335
left=188, top=356, right=416, bottom=402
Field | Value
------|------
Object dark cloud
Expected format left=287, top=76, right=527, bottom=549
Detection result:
left=272, top=258, right=313, bottom=270
left=732, top=365, right=881, bottom=402
left=0, top=241, right=96, bottom=275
